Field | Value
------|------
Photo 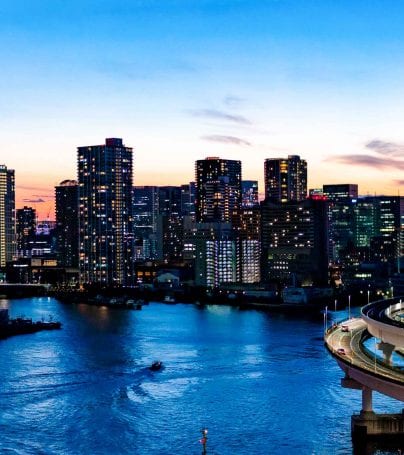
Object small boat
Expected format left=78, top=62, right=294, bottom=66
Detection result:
left=163, top=295, right=176, bottom=303
left=149, top=360, right=163, bottom=371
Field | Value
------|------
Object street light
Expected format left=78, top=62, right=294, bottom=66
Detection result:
left=367, top=289, right=370, bottom=305
left=334, top=299, right=337, bottom=312
left=348, top=294, right=351, bottom=320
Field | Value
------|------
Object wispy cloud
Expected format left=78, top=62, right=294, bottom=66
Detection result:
left=189, top=109, right=252, bottom=125
left=23, top=198, right=46, bottom=203
left=394, top=180, right=404, bottom=186
left=366, top=139, right=404, bottom=157
left=223, top=95, right=244, bottom=108
left=18, top=184, right=52, bottom=192
left=201, top=135, right=251, bottom=146
left=329, top=137, right=404, bottom=171
left=330, top=154, right=404, bottom=171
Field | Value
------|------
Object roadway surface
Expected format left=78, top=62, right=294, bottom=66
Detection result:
left=325, top=318, right=404, bottom=401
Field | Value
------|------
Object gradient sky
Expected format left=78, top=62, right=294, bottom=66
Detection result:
left=1, top=0, right=404, bottom=218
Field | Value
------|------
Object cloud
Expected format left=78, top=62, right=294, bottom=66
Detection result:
left=22, top=198, right=46, bottom=203
left=17, top=184, right=51, bottom=192
left=394, top=180, right=404, bottom=186
left=329, top=154, right=404, bottom=171
left=32, top=194, right=53, bottom=198
left=189, top=109, right=251, bottom=125
left=223, top=95, right=244, bottom=108
left=201, top=135, right=251, bottom=146
left=366, top=139, right=404, bottom=157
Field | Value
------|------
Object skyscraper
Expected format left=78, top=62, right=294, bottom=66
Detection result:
left=78, top=138, right=134, bottom=285
left=16, top=206, right=36, bottom=258
left=195, top=157, right=242, bottom=223
left=55, top=180, right=79, bottom=268
left=0, top=165, right=15, bottom=268
left=323, top=184, right=358, bottom=261
left=264, top=155, right=307, bottom=203
left=133, top=186, right=159, bottom=260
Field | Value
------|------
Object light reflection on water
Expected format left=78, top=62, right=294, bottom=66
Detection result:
left=0, top=298, right=401, bottom=455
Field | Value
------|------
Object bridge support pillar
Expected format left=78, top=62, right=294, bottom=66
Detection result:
left=377, top=341, right=394, bottom=365
left=361, top=387, right=373, bottom=413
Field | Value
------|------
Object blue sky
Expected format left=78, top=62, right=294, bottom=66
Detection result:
left=1, top=0, right=404, bottom=215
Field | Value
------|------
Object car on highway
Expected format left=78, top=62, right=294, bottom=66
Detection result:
left=337, top=348, right=346, bottom=355
left=341, top=325, right=350, bottom=332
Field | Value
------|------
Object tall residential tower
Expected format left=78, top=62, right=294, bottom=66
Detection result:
left=78, top=138, right=134, bottom=285
left=195, top=157, right=242, bottom=223
left=264, top=155, right=307, bottom=203
left=0, top=165, right=15, bottom=267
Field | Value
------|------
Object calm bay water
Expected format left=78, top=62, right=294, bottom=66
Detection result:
left=0, top=298, right=401, bottom=455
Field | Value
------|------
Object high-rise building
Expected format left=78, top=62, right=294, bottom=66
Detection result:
left=16, top=206, right=36, bottom=258
left=232, top=207, right=261, bottom=283
left=195, top=157, right=242, bottom=223
left=323, top=184, right=358, bottom=200
left=192, top=222, right=238, bottom=287
left=55, top=180, right=79, bottom=267
left=261, top=197, right=329, bottom=285
left=241, top=180, right=259, bottom=208
left=180, top=182, right=196, bottom=216
left=322, top=184, right=358, bottom=261
left=0, top=165, right=15, bottom=267
left=78, top=138, right=134, bottom=285
left=133, top=186, right=159, bottom=260
left=264, top=155, right=307, bottom=203
left=156, top=186, right=183, bottom=262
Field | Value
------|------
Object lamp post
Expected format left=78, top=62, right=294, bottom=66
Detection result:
left=200, top=428, right=208, bottom=454
left=348, top=294, right=351, bottom=321
left=367, top=289, right=370, bottom=305
left=334, top=299, right=337, bottom=312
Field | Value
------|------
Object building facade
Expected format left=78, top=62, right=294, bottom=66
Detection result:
left=195, top=157, right=242, bottom=223
left=78, top=138, right=134, bottom=285
left=55, top=180, right=79, bottom=268
left=0, top=165, right=15, bottom=268
left=16, top=206, right=36, bottom=258
left=261, top=197, right=329, bottom=285
left=264, top=155, right=307, bottom=203
left=241, top=180, right=259, bottom=208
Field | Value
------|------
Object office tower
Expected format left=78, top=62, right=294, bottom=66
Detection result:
left=55, top=180, right=79, bottom=267
left=322, top=184, right=358, bottom=262
left=323, top=184, right=358, bottom=200
left=353, top=199, right=375, bottom=248
left=261, top=197, right=329, bottom=285
left=264, top=155, right=307, bottom=203
left=0, top=165, right=15, bottom=267
left=241, top=180, right=259, bottom=208
left=16, top=206, right=36, bottom=258
left=156, top=186, right=183, bottom=262
left=365, top=196, right=403, bottom=266
left=133, top=186, right=159, bottom=260
left=180, top=182, right=196, bottom=216
left=195, top=157, right=242, bottom=223
left=78, top=138, right=134, bottom=285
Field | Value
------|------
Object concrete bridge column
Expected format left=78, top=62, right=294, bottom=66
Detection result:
left=361, top=387, right=373, bottom=413
left=377, top=341, right=395, bottom=365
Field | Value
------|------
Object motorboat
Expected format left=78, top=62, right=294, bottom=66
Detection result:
left=149, top=360, right=163, bottom=371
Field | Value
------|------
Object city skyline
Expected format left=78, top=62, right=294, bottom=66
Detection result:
left=2, top=0, right=404, bottom=217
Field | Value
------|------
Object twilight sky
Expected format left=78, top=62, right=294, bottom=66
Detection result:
left=1, top=0, right=404, bottom=218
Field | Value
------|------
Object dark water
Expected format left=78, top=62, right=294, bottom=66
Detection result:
left=0, top=298, right=401, bottom=455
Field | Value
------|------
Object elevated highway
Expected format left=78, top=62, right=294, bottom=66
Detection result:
left=361, top=298, right=404, bottom=348
left=325, top=297, right=404, bottom=441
